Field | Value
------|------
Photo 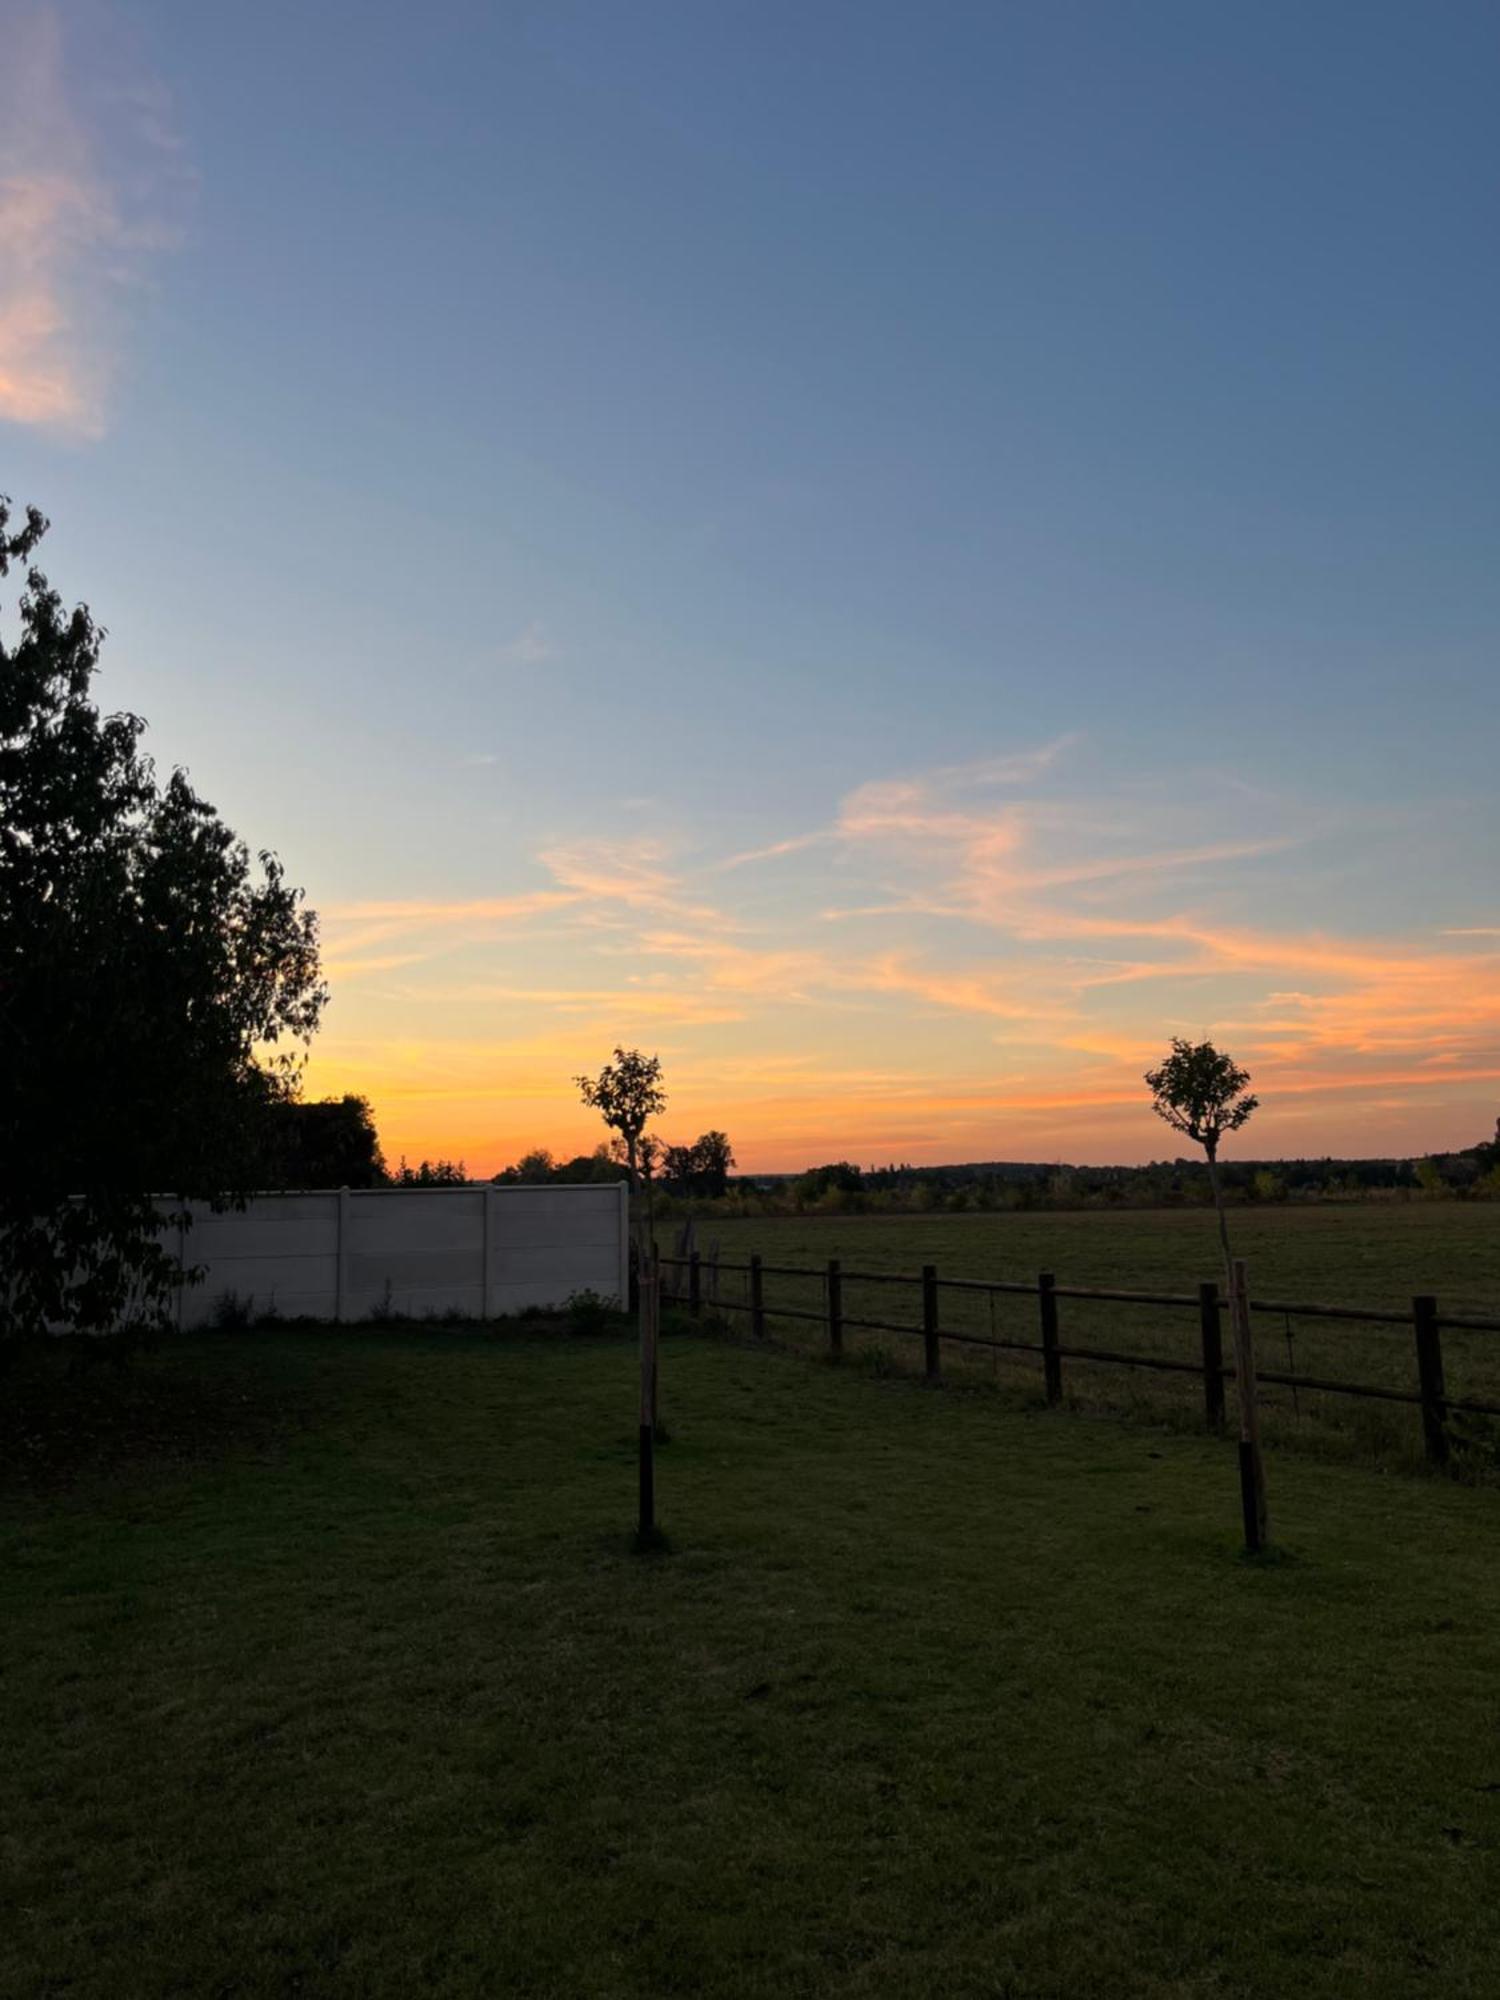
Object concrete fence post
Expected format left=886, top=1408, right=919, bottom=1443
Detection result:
left=176, top=1200, right=187, bottom=1330
left=335, top=1188, right=351, bottom=1324
left=618, top=1179, right=631, bottom=1310
left=482, top=1186, right=499, bottom=1321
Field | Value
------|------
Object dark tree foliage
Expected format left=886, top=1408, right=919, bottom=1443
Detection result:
left=1145, top=1037, right=1258, bottom=1266
left=263, top=1095, right=387, bottom=1189
left=791, top=1160, right=865, bottom=1205
left=662, top=1131, right=735, bottom=1198
left=576, top=1047, right=667, bottom=1256
left=392, top=1157, right=469, bottom=1186
left=492, top=1145, right=622, bottom=1185
left=549, top=1146, right=624, bottom=1184
left=0, top=500, right=327, bottom=1336
left=575, top=1048, right=666, bottom=1184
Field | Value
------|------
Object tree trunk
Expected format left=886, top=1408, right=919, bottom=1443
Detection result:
left=644, top=1160, right=660, bottom=1433
left=625, top=1134, right=661, bottom=1438
left=1206, top=1143, right=1233, bottom=1278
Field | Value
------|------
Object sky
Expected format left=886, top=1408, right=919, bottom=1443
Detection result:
left=3, top=0, right=1498, bottom=1174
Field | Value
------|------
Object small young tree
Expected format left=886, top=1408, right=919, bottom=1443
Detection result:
left=1145, top=1038, right=1258, bottom=1271
left=577, top=1048, right=670, bottom=1513
left=1147, top=1038, right=1271, bottom=1550
left=575, top=1047, right=667, bottom=1252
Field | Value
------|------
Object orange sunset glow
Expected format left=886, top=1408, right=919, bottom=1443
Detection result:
left=302, top=749, right=1500, bottom=1173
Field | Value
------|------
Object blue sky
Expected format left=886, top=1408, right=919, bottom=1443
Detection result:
left=4, top=1, right=1497, bottom=1168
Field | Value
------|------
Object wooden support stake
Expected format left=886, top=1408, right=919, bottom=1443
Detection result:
left=1230, top=1257, right=1269, bottom=1551
left=1039, top=1272, right=1062, bottom=1406
left=1413, top=1294, right=1449, bottom=1469
left=688, top=1250, right=701, bottom=1318
left=649, top=1244, right=661, bottom=1435
left=826, top=1258, right=843, bottom=1359
left=750, top=1253, right=766, bottom=1340
left=1198, top=1279, right=1225, bottom=1430
left=922, top=1264, right=940, bottom=1382
left=638, top=1258, right=657, bottom=1539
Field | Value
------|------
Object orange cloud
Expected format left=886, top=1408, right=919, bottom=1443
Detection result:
left=303, top=746, right=1499, bottom=1172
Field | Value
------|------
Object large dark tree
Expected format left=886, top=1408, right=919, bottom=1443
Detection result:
left=263, top=1095, right=386, bottom=1189
left=0, top=500, right=327, bottom=1337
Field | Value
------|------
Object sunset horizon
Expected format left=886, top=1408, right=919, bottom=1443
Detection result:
left=5, top=1, right=1496, bottom=1180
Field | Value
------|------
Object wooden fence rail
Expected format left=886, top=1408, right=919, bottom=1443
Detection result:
left=660, top=1254, right=1500, bottom=1468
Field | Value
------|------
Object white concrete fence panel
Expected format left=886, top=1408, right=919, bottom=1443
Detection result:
left=173, top=1183, right=630, bottom=1328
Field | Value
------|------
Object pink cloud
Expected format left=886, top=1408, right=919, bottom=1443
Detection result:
left=0, top=5, right=184, bottom=436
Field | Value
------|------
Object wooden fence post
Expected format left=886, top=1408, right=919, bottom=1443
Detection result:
left=1198, top=1280, right=1225, bottom=1430
left=1230, top=1258, right=1269, bottom=1552
left=750, top=1253, right=766, bottom=1340
left=638, top=1255, right=657, bottom=1541
left=1039, top=1272, right=1061, bottom=1405
left=688, top=1250, right=702, bottom=1318
left=922, top=1265, right=940, bottom=1382
left=826, top=1258, right=843, bottom=1360
left=1413, top=1295, right=1449, bottom=1469
left=650, top=1245, right=661, bottom=1434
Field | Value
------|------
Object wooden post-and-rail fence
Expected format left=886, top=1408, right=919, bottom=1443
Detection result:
left=659, top=1252, right=1500, bottom=1544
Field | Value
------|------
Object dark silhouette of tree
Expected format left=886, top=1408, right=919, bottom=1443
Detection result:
left=1145, top=1037, right=1258, bottom=1268
left=264, top=1095, right=386, bottom=1188
left=555, top=1145, right=623, bottom=1184
left=792, top=1160, right=864, bottom=1206
left=392, top=1157, right=468, bottom=1186
left=0, top=499, right=327, bottom=1337
left=575, top=1046, right=666, bottom=1248
left=662, top=1131, right=736, bottom=1198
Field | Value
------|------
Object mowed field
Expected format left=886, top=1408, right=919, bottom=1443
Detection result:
left=689, top=1205, right=1500, bottom=1468
left=9, top=1324, right=1500, bottom=1998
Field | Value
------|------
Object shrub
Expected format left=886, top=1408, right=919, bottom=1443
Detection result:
left=565, top=1288, right=618, bottom=1337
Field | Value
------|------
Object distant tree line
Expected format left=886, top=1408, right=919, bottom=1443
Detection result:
left=492, top=1129, right=734, bottom=1198
left=137, top=1070, right=1500, bottom=1215
left=252, top=1092, right=1500, bottom=1215
left=650, top=1131, right=1500, bottom=1218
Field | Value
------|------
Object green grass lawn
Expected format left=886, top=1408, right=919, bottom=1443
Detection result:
left=7, top=1320, right=1500, bottom=1996
left=695, top=1202, right=1500, bottom=1311
left=687, top=1206, right=1500, bottom=1468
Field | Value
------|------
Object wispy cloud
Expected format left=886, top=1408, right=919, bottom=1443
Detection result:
left=309, top=742, right=1498, bottom=1168
left=718, top=735, right=1078, bottom=872
left=539, top=836, right=739, bottom=929
left=0, top=4, right=185, bottom=436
